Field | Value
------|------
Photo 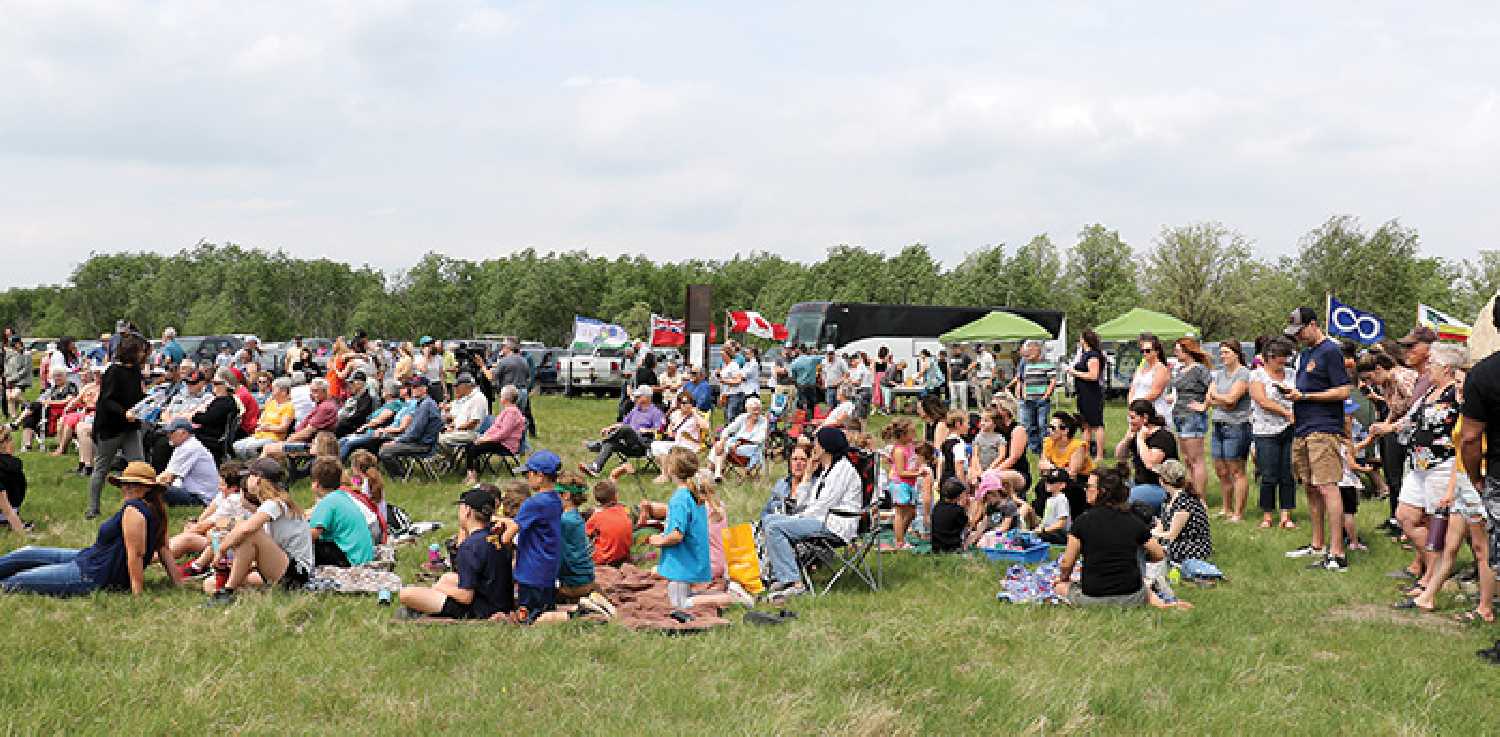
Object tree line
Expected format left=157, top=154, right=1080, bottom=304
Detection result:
left=2, top=216, right=1496, bottom=346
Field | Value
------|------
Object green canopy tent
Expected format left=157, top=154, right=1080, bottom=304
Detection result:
left=939, top=311, right=1050, bottom=343
left=1093, top=308, right=1199, bottom=343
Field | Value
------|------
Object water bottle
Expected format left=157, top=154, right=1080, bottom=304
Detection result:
left=1425, top=507, right=1450, bottom=552
left=209, top=529, right=222, bottom=557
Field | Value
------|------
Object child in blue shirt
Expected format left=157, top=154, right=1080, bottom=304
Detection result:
left=649, top=448, right=743, bottom=612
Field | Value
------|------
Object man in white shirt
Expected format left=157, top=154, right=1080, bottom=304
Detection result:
left=157, top=418, right=220, bottom=507
left=975, top=345, right=998, bottom=408
left=719, top=347, right=746, bottom=424
left=438, top=373, right=490, bottom=453
left=821, top=347, right=848, bottom=409
left=289, top=372, right=315, bottom=424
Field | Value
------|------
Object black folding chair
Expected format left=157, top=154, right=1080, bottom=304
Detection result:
left=791, top=449, right=885, bottom=595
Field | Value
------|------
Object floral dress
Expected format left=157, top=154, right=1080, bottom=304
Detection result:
left=1408, top=383, right=1459, bottom=471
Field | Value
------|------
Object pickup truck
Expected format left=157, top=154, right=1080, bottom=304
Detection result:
left=558, top=347, right=629, bottom=397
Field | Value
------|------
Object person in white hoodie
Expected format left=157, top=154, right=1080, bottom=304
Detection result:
left=759, top=427, right=864, bottom=598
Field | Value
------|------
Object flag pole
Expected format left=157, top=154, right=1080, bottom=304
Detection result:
left=1325, top=292, right=1332, bottom=325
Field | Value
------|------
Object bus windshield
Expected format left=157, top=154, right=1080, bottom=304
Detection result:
left=784, top=308, right=827, bottom=348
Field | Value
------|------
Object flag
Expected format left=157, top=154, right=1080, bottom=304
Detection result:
left=1418, top=303, right=1471, bottom=343
left=728, top=310, right=787, bottom=341
left=649, top=314, right=686, bottom=347
left=570, top=316, right=630, bottom=351
left=1326, top=296, right=1386, bottom=345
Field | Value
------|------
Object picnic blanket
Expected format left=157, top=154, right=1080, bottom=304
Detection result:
left=595, top=563, right=732, bottom=633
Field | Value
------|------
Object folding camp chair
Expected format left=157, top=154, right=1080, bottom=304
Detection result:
left=791, top=448, right=884, bottom=595
left=469, top=442, right=522, bottom=478
left=396, top=445, right=444, bottom=482
left=35, top=402, right=67, bottom=453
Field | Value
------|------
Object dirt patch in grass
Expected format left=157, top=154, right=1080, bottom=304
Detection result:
left=1328, top=604, right=1462, bottom=634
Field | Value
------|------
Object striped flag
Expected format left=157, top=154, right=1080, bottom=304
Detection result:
left=1417, top=303, right=1471, bottom=342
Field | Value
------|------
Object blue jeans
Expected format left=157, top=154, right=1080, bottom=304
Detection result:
left=825, top=387, right=840, bottom=409
left=0, top=547, right=98, bottom=596
left=725, top=393, right=746, bottom=425
left=797, top=385, right=820, bottom=418
left=1020, top=398, right=1052, bottom=454
left=163, top=484, right=210, bottom=507
left=339, top=433, right=389, bottom=463
left=1254, top=429, right=1297, bottom=511
left=761, top=514, right=834, bottom=585
left=1211, top=421, right=1252, bottom=460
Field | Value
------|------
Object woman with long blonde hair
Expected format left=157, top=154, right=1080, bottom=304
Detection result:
left=202, top=457, right=314, bottom=603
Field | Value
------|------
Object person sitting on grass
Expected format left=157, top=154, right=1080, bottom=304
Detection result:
left=172, top=461, right=253, bottom=576
left=709, top=396, right=768, bottom=482
left=156, top=418, right=221, bottom=508
left=307, top=457, right=374, bottom=568
left=556, top=473, right=598, bottom=602
left=1054, top=464, right=1171, bottom=608
left=203, top=457, right=314, bottom=603
left=579, top=386, right=665, bottom=478
left=0, top=431, right=29, bottom=532
left=1115, top=399, right=1179, bottom=518
left=646, top=449, right=745, bottom=612
left=929, top=478, right=969, bottom=553
left=964, top=471, right=1030, bottom=548
left=233, top=377, right=295, bottom=459
left=1150, top=460, right=1213, bottom=565
left=584, top=480, right=633, bottom=567
left=348, top=450, right=389, bottom=544
left=1036, top=468, right=1074, bottom=545
left=514, top=450, right=564, bottom=624
left=0, top=461, right=181, bottom=595
left=397, top=487, right=514, bottom=621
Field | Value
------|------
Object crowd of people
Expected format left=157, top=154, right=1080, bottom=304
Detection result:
left=0, top=304, right=1497, bottom=643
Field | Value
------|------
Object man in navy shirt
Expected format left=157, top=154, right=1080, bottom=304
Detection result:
left=378, top=376, right=444, bottom=474
left=1283, top=307, right=1353, bottom=571
left=515, top=450, right=564, bottom=623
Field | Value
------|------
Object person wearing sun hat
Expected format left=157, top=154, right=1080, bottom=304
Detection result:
left=0, top=461, right=181, bottom=596
left=397, top=486, right=514, bottom=621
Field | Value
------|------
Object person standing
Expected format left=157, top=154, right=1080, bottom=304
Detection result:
left=1012, top=340, right=1058, bottom=455
left=1461, top=334, right=1500, bottom=659
left=1249, top=338, right=1298, bottom=529
left=820, top=347, right=848, bottom=410
left=789, top=348, right=823, bottom=418
left=947, top=345, right=971, bottom=413
left=1207, top=341, right=1253, bottom=522
left=1069, top=330, right=1108, bottom=466
left=1169, top=338, right=1213, bottom=501
left=86, top=332, right=149, bottom=520
left=1282, top=307, right=1353, bottom=572
left=973, top=344, right=997, bottom=410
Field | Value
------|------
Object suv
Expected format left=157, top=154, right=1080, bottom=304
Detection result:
left=521, top=347, right=570, bottom=393
left=177, top=335, right=244, bottom=367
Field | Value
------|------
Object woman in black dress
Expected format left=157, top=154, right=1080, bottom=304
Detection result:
left=1068, top=329, right=1107, bottom=465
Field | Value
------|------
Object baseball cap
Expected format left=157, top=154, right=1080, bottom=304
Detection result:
left=418, top=336, right=434, bottom=346
left=633, top=385, right=653, bottom=398
left=164, top=418, right=195, bottom=434
left=523, top=450, right=562, bottom=475
left=1042, top=468, right=1071, bottom=485
left=406, top=375, right=430, bottom=388
left=1398, top=325, right=1438, bottom=346
left=1284, top=307, right=1318, bottom=337
left=455, top=372, right=475, bottom=386
left=246, top=456, right=287, bottom=484
left=455, top=487, right=497, bottom=515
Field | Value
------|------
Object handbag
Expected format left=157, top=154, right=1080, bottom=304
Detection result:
left=722, top=523, right=764, bottom=594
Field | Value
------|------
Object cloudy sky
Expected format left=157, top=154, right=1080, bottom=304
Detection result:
left=2, top=1, right=1497, bottom=289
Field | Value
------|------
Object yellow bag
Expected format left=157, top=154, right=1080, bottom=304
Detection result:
left=722, top=523, right=764, bottom=594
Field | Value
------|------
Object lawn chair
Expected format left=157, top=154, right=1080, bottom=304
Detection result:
left=468, top=442, right=522, bottom=478
left=395, top=445, right=444, bottom=482
left=35, top=402, right=67, bottom=453
left=792, top=448, right=884, bottom=595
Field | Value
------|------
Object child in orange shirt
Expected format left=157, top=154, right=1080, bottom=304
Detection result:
left=584, top=480, right=633, bottom=566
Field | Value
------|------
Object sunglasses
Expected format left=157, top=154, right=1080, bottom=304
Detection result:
left=1140, top=347, right=1156, bottom=353
left=1049, top=424, right=1066, bottom=431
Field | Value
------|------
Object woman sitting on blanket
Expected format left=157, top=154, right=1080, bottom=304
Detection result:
left=200, top=457, right=315, bottom=605
left=1054, top=464, right=1174, bottom=608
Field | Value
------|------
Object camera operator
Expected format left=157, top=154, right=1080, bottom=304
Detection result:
left=451, top=342, right=496, bottom=411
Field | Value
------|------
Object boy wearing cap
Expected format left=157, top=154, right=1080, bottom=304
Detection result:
left=514, top=450, right=564, bottom=623
left=398, top=487, right=513, bottom=620
left=1037, top=468, right=1074, bottom=545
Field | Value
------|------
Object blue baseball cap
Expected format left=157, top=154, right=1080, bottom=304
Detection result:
left=164, top=418, right=195, bottom=434
left=523, top=450, right=562, bottom=475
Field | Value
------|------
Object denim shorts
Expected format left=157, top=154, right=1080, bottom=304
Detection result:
left=889, top=481, right=916, bottom=506
left=1211, top=421, right=1252, bottom=460
left=1172, top=410, right=1208, bottom=439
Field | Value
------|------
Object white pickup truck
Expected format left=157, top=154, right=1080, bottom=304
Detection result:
left=558, top=347, right=630, bottom=397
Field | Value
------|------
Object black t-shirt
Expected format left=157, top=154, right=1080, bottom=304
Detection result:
left=454, top=526, right=515, bottom=619
left=1127, top=427, right=1178, bottom=486
left=1462, top=352, right=1500, bottom=479
left=0, top=453, right=25, bottom=509
left=930, top=500, right=968, bottom=552
left=1071, top=506, right=1149, bottom=596
left=949, top=355, right=971, bottom=379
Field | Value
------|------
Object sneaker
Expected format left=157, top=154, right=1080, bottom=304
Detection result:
left=180, top=562, right=209, bottom=579
left=578, top=462, right=599, bottom=478
left=577, top=596, right=609, bottom=618
left=203, top=589, right=237, bottom=608
left=584, top=441, right=602, bottom=452
left=1310, top=555, right=1348, bottom=572
left=726, top=581, right=755, bottom=608
left=768, top=583, right=808, bottom=601
left=585, top=591, right=617, bottom=618
left=1285, top=545, right=1324, bottom=559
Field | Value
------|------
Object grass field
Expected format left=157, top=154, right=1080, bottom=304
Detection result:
left=0, top=393, right=1495, bottom=736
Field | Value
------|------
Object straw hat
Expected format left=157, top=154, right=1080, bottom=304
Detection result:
left=108, top=461, right=164, bottom=488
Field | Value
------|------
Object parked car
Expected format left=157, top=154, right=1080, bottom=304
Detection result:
left=521, top=347, right=571, bottom=393
left=23, top=338, right=54, bottom=375
left=558, top=347, right=629, bottom=396
left=177, top=335, right=245, bottom=366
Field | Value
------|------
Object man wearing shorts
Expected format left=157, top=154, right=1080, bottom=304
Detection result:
left=1283, top=307, right=1353, bottom=572
left=1461, top=334, right=1500, bottom=661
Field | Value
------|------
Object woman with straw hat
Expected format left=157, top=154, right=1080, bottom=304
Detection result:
left=0, top=461, right=180, bottom=595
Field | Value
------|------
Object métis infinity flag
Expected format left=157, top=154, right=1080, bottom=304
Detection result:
left=1327, top=296, right=1385, bottom=345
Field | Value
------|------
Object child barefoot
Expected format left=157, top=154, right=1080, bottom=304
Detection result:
left=881, top=418, right=920, bottom=549
left=913, top=441, right=937, bottom=540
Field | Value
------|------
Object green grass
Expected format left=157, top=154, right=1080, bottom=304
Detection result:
left=0, top=394, right=1495, bottom=736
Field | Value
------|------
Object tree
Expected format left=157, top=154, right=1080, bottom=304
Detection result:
left=1454, top=251, right=1500, bottom=321
left=1063, top=224, right=1140, bottom=329
left=942, top=244, right=1008, bottom=307
left=1141, top=222, right=1258, bottom=340
left=1294, top=216, right=1452, bottom=338
left=1000, top=234, right=1066, bottom=309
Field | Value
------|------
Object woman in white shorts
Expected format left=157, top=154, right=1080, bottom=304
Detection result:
left=650, top=392, right=706, bottom=483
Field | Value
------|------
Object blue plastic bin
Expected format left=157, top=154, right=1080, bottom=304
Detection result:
left=981, top=542, right=1050, bottom=564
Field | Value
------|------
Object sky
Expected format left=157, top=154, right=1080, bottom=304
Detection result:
left=2, top=1, right=1498, bottom=289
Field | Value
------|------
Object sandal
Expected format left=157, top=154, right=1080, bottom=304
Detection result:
left=1280, top=520, right=1297, bottom=530
left=1392, top=597, right=1434, bottom=612
left=1258, top=519, right=1273, bottom=529
left=1399, top=584, right=1426, bottom=597
left=1457, top=609, right=1496, bottom=624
